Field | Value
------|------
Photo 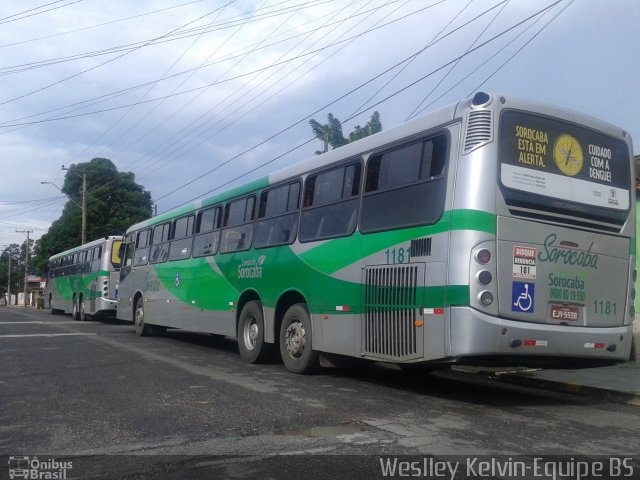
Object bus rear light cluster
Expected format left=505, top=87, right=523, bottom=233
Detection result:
left=472, top=244, right=496, bottom=310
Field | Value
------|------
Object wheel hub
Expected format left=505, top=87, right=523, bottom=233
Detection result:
left=244, top=318, right=258, bottom=350
left=284, top=321, right=305, bottom=358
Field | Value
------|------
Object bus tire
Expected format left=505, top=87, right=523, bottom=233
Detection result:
left=279, top=303, right=319, bottom=374
left=72, top=296, right=81, bottom=321
left=49, top=294, right=61, bottom=315
left=237, top=300, right=272, bottom=364
left=79, top=295, right=88, bottom=321
left=134, top=298, right=153, bottom=337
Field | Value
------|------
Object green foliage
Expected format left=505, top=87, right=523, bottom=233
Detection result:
left=32, top=158, right=152, bottom=273
left=310, top=112, right=382, bottom=154
left=0, top=244, right=24, bottom=296
left=349, top=111, right=382, bottom=142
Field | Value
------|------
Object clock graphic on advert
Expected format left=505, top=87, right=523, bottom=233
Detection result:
left=553, top=133, right=583, bottom=176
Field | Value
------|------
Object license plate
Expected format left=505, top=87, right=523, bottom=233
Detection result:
left=550, top=305, right=579, bottom=321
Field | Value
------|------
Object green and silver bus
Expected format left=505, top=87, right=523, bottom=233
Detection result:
left=117, top=92, right=635, bottom=373
left=45, top=236, right=123, bottom=320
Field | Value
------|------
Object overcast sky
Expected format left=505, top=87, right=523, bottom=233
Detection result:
left=1, top=0, right=639, bottom=249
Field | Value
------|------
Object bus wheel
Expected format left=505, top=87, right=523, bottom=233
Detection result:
left=279, top=303, right=319, bottom=374
left=49, top=294, right=60, bottom=315
left=72, top=296, right=80, bottom=321
left=79, top=296, right=89, bottom=321
left=238, top=300, right=271, bottom=363
left=134, top=298, right=152, bottom=337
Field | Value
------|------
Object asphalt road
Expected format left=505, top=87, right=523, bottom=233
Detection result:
left=1, top=307, right=639, bottom=479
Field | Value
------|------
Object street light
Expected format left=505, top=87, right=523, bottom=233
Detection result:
left=41, top=179, right=86, bottom=245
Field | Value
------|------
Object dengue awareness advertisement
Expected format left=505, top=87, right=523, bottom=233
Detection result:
left=498, top=110, right=630, bottom=211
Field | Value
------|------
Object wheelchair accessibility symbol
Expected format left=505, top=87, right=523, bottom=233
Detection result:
left=512, top=281, right=535, bottom=313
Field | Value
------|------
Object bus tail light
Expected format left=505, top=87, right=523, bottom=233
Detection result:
left=479, top=291, right=493, bottom=306
left=475, top=249, right=491, bottom=264
left=477, top=271, right=492, bottom=285
left=471, top=243, right=497, bottom=313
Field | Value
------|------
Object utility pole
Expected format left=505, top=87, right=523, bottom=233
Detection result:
left=6, top=248, right=10, bottom=306
left=81, top=171, right=87, bottom=245
left=16, top=229, right=33, bottom=307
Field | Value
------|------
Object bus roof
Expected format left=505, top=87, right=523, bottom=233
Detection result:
left=127, top=91, right=633, bottom=234
left=127, top=101, right=459, bottom=233
left=48, top=235, right=123, bottom=261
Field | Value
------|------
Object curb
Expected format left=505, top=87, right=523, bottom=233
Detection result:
left=492, top=372, right=640, bottom=407
left=446, top=366, right=640, bottom=407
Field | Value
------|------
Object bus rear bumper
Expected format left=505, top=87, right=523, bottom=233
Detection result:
left=94, top=297, right=117, bottom=313
left=450, top=306, right=633, bottom=362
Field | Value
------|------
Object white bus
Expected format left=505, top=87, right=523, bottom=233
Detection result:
left=44, top=236, right=123, bottom=320
left=117, top=92, right=635, bottom=373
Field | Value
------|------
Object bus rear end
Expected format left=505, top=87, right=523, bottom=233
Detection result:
left=451, top=93, right=634, bottom=363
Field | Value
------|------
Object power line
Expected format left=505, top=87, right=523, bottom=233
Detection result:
left=0, top=0, right=397, bottom=130
left=132, top=0, right=375, bottom=178
left=0, top=0, right=335, bottom=75
left=467, top=0, right=574, bottom=94
left=76, top=0, right=398, bottom=211
left=0, top=1, right=461, bottom=130
left=406, top=0, right=511, bottom=121
left=69, top=0, right=236, bottom=165
left=0, top=0, right=206, bottom=49
left=154, top=0, right=562, bottom=206
left=0, top=0, right=82, bottom=25
left=0, top=3, right=233, bottom=108
left=348, top=0, right=476, bottom=120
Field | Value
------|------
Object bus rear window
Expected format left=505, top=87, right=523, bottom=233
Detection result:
left=499, top=110, right=631, bottom=219
left=111, top=240, right=122, bottom=269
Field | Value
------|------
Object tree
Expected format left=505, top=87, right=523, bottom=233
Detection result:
left=309, top=113, right=348, bottom=154
left=310, top=111, right=382, bottom=154
left=349, top=111, right=382, bottom=142
left=0, top=244, right=24, bottom=299
left=32, top=158, right=153, bottom=273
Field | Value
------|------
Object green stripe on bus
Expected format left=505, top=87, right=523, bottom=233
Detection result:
left=450, top=209, right=496, bottom=234
left=299, top=209, right=495, bottom=275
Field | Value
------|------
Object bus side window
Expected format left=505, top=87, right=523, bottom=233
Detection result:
left=220, top=197, right=255, bottom=254
left=193, top=206, right=221, bottom=258
left=80, top=249, right=89, bottom=274
left=169, top=215, right=195, bottom=262
left=150, top=223, right=171, bottom=264
left=254, top=181, right=300, bottom=249
left=299, top=162, right=360, bottom=242
left=91, top=246, right=102, bottom=273
left=361, top=134, right=448, bottom=233
left=120, top=234, right=135, bottom=280
left=134, top=229, right=150, bottom=266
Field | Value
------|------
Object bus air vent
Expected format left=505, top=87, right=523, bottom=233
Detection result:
left=411, top=237, right=432, bottom=257
left=463, top=109, right=493, bottom=154
left=362, top=264, right=424, bottom=360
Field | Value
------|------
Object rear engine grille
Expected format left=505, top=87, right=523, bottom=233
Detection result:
left=363, top=265, right=423, bottom=359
